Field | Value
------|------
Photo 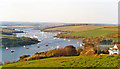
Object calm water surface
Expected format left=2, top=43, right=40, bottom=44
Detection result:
left=2, top=28, right=82, bottom=62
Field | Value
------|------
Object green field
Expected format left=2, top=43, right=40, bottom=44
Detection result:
left=2, top=55, right=119, bottom=67
left=65, top=28, right=118, bottom=40
left=45, top=25, right=105, bottom=32
left=45, top=25, right=117, bottom=32
left=44, top=25, right=118, bottom=40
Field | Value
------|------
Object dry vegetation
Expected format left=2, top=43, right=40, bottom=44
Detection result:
left=100, top=27, right=118, bottom=31
left=45, top=25, right=118, bottom=32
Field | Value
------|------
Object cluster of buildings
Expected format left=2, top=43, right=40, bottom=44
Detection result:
left=108, top=44, right=120, bottom=55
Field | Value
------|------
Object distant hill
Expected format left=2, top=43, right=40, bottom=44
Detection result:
left=0, top=21, right=65, bottom=26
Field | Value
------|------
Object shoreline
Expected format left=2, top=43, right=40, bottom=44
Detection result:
left=41, top=30, right=119, bottom=45
left=40, top=24, right=119, bottom=45
left=2, top=28, right=40, bottom=47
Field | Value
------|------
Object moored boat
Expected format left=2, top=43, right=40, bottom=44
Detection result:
left=45, top=44, right=48, bottom=46
left=26, top=47, right=29, bottom=49
left=68, top=40, right=71, bottom=41
left=6, top=47, right=9, bottom=50
left=37, top=46, right=40, bottom=48
left=11, top=50, right=15, bottom=53
left=23, top=46, right=26, bottom=48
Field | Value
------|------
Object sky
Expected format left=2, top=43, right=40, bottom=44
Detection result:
left=0, top=0, right=119, bottom=24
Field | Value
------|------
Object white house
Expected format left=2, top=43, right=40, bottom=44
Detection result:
left=108, top=44, right=120, bottom=55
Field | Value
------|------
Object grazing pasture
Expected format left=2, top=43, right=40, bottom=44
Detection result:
left=45, top=25, right=105, bottom=32
left=44, top=25, right=118, bottom=32
left=65, top=28, right=117, bottom=38
left=44, top=25, right=118, bottom=40
left=2, top=55, right=119, bottom=67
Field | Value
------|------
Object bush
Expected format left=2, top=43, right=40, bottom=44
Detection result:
left=64, top=45, right=77, bottom=56
left=80, top=48, right=95, bottom=56
left=4, top=61, right=11, bottom=64
left=20, top=55, right=30, bottom=59
left=0, top=62, right=2, bottom=65
left=76, top=47, right=83, bottom=55
left=35, top=52, right=40, bottom=55
left=53, top=45, right=77, bottom=56
left=11, top=61, right=17, bottom=63
left=53, top=48, right=65, bottom=56
left=84, top=43, right=95, bottom=48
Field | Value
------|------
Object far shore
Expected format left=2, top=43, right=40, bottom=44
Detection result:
left=10, top=26, right=36, bottom=28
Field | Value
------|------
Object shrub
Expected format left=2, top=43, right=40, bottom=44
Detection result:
left=4, top=61, right=11, bottom=64
left=63, top=45, right=77, bottom=56
left=80, top=48, right=95, bottom=56
left=0, top=62, right=2, bottom=65
left=11, top=61, right=17, bottom=63
left=35, top=52, right=40, bottom=55
left=20, top=55, right=30, bottom=59
left=84, top=43, right=95, bottom=48
left=76, top=47, right=83, bottom=55
left=53, top=45, right=77, bottom=56
left=53, top=48, right=65, bottom=56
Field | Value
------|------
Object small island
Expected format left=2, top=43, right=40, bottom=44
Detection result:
left=1, top=28, right=40, bottom=47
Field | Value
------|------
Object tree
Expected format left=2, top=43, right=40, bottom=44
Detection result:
left=64, top=45, right=77, bottom=56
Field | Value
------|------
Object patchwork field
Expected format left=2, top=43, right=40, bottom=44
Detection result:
left=2, top=55, right=119, bottom=68
left=65, top=28, right=118, bottom=39
left=44, top=25, right=118, bottom=32
left=45, top=25, right=104, bottom=32
left=44, top=25, right=118, bottom=40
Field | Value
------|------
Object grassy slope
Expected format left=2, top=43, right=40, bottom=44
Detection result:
left=65, top=28, right=117, bottom=39
left=45, top=25, right=104, bottom=32
left=45, top=25, right=117, bottom=32
left=45, top=25, right=118, bottom=40
left=3, top=55, right=119, bottom=67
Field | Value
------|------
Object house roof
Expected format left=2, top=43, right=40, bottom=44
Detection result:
left=117, top=44, right=120, bottom=49
left=113, top=44, right=120, bottom=49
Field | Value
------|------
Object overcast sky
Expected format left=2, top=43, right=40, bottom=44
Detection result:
left=0, top=0, right=119, bottom=24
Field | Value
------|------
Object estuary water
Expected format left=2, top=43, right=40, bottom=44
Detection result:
left=2, top=28, right=82, bottom=63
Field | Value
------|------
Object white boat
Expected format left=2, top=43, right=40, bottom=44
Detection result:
left=11, top=50, right=15, bottom=53
left=54, top=38, right=56, bottom=40
left=64, top=39, right=66, bottom=40
left=23, top=46, right=26, bottom=48
left=6, top=47, right=8, bottom=50
left=30, top=36, right=33, bottom=38
left=80, top=44, right=82, bottom=47
left=33, top=35, right=38, bottom=38
left=68, top=40, right=71, bottom=41
left=58, top=32, right=61, bottom=34
left=82, top=43, right=85, bottom=45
